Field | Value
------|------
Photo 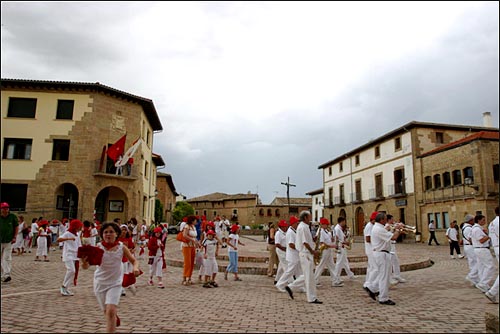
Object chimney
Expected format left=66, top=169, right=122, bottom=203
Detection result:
left=482, top=112, right=492, bottom=127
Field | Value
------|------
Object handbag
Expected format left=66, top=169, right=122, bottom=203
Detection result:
left=176, top=231, right=189, bottom=243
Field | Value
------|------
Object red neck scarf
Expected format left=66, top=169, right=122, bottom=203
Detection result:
left=101, top=240, right=119, bottom=250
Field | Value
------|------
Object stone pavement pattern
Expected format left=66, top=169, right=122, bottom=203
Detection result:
left=1, top=236, right=498, bottom=333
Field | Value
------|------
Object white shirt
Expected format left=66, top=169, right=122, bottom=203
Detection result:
left=274, top=228, right=287, bottom=249
left=295, top=222, right=314, bottom=256
left=489, top=216, right=499, bottom=248
left=428, top=222, right=435, bottom=231
left=363, top=222, right=374, bottom=253
left=319, top=227, right=334, bottom=246
left=285, top=227, right=299, bottom=263
left=471, top=223, right=489, bottom=248
left=31, top=222, right=38, bottom=234
left=60, top=231, right=82, bottom=262
left=370, top=223, right=393, bottom=252
left=228, top=233, right=239, bottom=253
left=334, top=224, right=345, bottom=243
left=462, top=223, right=474, bottom=245
left=446, top=227, right=459, bottom=242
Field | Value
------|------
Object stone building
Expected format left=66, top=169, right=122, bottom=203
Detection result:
left=305, top=188, right=324, bottom=223
left=156, top=172, right=178, bottom=225
left=318, top=117, right=498, bottom=239
left=1, top=78, right=164, bottom=224
left=418, top=130, right=499, bottom=244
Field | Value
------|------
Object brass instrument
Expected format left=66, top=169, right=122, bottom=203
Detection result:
left=344, top=227, right=354, bottom=250
left=389, top=223, right=417, bottom=234
left=314, top=226, right=331, bottom=265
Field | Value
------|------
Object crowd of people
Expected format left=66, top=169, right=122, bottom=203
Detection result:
left=1, top=202, right=499, bottom=331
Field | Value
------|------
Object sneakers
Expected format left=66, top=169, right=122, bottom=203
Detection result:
left=390, top=278, right=399, bottom=285
left=2, top=276, right=11, bottom=283
left=332, top=281, right=344, bottom=287
left=148, top=279, right=154, bottom=286
left=210, top=281, right=218, bottom=288
left=121, top=289, right=126, bottom=296
left=450, top=255, right=456, bottom=259
left=203, top=282, right=212, bottom=288
left=347, top=275, right=357, bottom=280
left=485, top=291, right=499, bottom=304
left=379, top=299, right=396, bottom=305
left=397, top=277, right=407, bottom=283
left=458, top=255, right=464, bottom=259
left=476, top=284, right=490, bottom=293
left=157, top=282, right=165, bottom=289
left=310, top=299, right=323, bottom=304
left=60, top=286, right=74, bottom=296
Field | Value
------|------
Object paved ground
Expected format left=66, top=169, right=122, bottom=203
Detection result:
left=1, top=236, right=498, bottom=333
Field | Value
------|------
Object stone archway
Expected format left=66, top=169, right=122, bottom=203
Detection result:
left=95, top=186, right=128, bottom=223
left=55, top=183, right=79, bottom=220
left=355, top=206, right=365, bottom=236
left=375, top=204, right=387, bottom=214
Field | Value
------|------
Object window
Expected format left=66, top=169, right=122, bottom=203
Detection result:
left=436, top=132, right=444, bottom=144
left=328, top=166, right=332, bottom=176
left=355, top=155, right=360, bottom=166
left=425, top=176, right=432, bottom=190
left=267, top=209, right=272, bottom=216
left=434, top=212, right=442, bottom=229
left=463, top=167, right=474, bottom=184
left=339, top=162, right=343, bottom=172
left=275, top=209, right=280, bottom=216
left=144, top=161, right=149, bottom=179
left=443, top=212, right=450, bottom=229
left=452, top=170, right=462, bottom=185
left=339, top=184, right=345, bottom=203
left=233, top=209, right=238, bottom=216
left=147, top=129, right=151, bottom=147
left=443, top=172, right=451, bottom=187
left=315, top=197, right=318, bottom=204
left=395, top=137, right=401, bottom=151
left=259, top=208, right=264, bottom=216
left=7, top=97, right=37, bottom=118
left=56, top=100, right=74, bottom=120
left=52, top=140, right=70, bottom=161
left=355, top=179, right=362, bottom=201
left=375, top=146, right=380, bottom=159
left=375, top=174, right=383, bottom=197
left=494, top=164, right=499, bottom=183
left=328, top=187, right=333, bottom=206
left=394, top=168, right=405, bottom=194
left=0, top=183, right=28, bottom=211
left=433, top=174, right=441, bottom=188
left=2, top=138, right=32, bottom=159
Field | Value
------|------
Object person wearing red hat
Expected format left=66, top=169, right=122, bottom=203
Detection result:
left=0, top=202, right=18, bottom=282
left=274, top=220, right=289, bottom=285
left=35, top=220, right=51, bottom=262
left=57, top=219, right=83, bottom=296
left=314, top=218, right=343, bottom=287
left=333, top=217, right=356, bottom=281
left=201, top=229, right=220, bottom=288
left=275, top=216, right=302, bottom=295
left=224, top=224, right=245, bottom=281
left=363, top=212, right=378, bottom=291
left=147, top=227, right=166, bottom=288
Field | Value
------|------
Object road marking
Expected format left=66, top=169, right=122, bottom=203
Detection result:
left=1, top=285, right=93, bottom=298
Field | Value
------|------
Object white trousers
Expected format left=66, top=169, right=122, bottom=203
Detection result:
left=391, top=252, right=401, bottom=279
left=363, top=247, right=375, bottom=288
left=1, top=243, right=13, bottom=277
left=464, top=245, right=479, bottom=284
left=149, top=256, right=163, bottom=278
left=334, top=248, right=354, bottom=278
left=276, top=258, right=301, bottom=291
left=474, top=248, right=496, bottom=287
left=487, top=246, right=499, bottom=297
left=314, top=248, right=340, bottom=284
left=289, top=253, right=317, bottom=302
left=36, top=236, right=47, bottom=257
left=275, top=248, right=287, bottom=283
left=63, top=260, right=76, bottom=288
left=367, top=252, right=392, bottom=302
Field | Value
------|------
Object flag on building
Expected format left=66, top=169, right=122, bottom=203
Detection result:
left=107, top=134, right=126, bottom=162
left=117, top=137, right=142, bottom=167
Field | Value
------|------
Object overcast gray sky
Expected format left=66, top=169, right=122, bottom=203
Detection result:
left=1, top=1, right=498, bottom=204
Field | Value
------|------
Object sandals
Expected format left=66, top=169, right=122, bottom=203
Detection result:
left=157, top=282, right=165, bottom=289
left=182, top=281, right=187, bottom=286
left=187, top=279, right=192, bottom=286
left=234, top=277, right=242, bottom=281
left=210, top=281, right=218, bottom=288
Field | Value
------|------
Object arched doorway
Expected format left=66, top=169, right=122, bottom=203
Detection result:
left=355, top=207, right=365, bottom=236
left=55, top=183, right=79, bottom=220
left=375, top=204, right=387, bottom=214
left=95, top=186, right=127, bottom=223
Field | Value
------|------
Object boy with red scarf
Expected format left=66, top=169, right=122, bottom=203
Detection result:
left=147, top=227, right=166, bottom=288
left=57, top=219, right=83, bottom=296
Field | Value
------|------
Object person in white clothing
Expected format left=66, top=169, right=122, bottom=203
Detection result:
left=333, top=217, right=355, bottom=280
left=462, top=214, right=480, bottom=286
left=276, top=216, right=301, bottom=293
left=363, top=212, right=378, bottom=289
left=57, top=219, right=83, bottom=296
left=386, top=215, right=407, bottom=284
left=314, top=218, right=342, bottom=287
left=365, top=212, right=403, bottom=305
left=287, top=211, right=322, bottom=304
left=13, top=215, right=25, bottom=255
left=471, top=214, right=495, bottom=293
left=485, top=207, right=499, bottom=304
left=81, top=222, right=140, bottom=333
left=274, top=220, right=289, bottom=285
left=446, top=220, right=464, bottom=259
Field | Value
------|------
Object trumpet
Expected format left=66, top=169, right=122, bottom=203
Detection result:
left=389, top=223, right=417, bottom=233
left=344, top=227, right=354, bottom=250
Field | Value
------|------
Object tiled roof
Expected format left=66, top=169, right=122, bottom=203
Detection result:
left=269, top=197, right=312, bottom=206
left=187, top=192, right=258, bottom=202
left=419, top=131, right=499, bottom=158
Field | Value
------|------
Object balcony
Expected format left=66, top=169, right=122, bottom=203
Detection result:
left=93, top=159, right=139, bottom=180
left=368, top=188, right=385, bottom=201
left=350, top=192, right=363, bottom=204
left=333, top=196, right=346, bottom=206
left=387, top=183, right=406, bottom=198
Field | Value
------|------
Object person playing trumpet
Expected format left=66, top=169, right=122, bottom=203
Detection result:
left=333, top=217, right=356, bottom=280
left=314, top=218, right=343, bottom=287
left=386, top=215, right=407, bottom=284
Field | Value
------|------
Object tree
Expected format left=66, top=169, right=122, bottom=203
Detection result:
left=172, top=201, right=194, bottom=223
left=154, top=199, right=164, bottom=223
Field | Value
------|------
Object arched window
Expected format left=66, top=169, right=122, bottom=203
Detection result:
left=275, top=209, right=280, bottom=217
left=259, top=208, right=264, bottom=216
left=267, top=209, right=272, bottom=216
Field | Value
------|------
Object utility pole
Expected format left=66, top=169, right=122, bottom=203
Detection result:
left=281, top=176, right=296, bottom=208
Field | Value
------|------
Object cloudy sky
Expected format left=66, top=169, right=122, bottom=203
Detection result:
left=1, top=1, right=498, bottom=204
